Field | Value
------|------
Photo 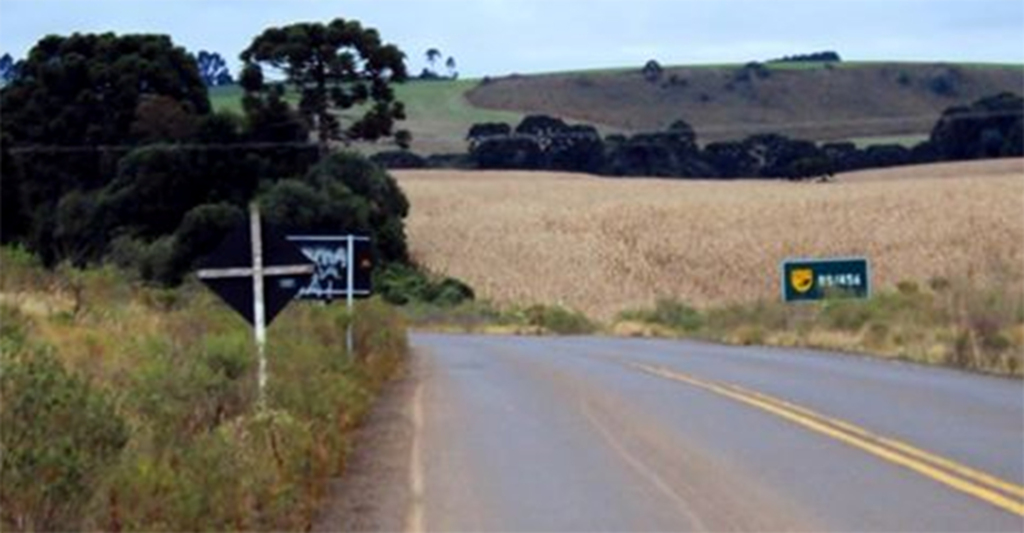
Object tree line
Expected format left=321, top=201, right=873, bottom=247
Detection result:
left=374, top=91, right=1023, bottom=179
left=768, top=50, right=842, bottom=63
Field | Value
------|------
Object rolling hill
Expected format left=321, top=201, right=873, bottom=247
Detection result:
left=466, top=62, right=1024, bottom=144
left=210, top=62, right=1021, bottom=155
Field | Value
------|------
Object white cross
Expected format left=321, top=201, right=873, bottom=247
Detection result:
left=197, top=204, right=314, bottom=408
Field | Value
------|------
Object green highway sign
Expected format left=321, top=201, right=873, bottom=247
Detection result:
left=781, top=257, right=870, bottom=302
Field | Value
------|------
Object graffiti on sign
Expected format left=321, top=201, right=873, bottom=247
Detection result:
left=287, top=236, right=372, bottom=301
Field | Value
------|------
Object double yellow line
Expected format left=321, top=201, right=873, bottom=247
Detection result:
left=631, top=362, right=1024, bottom=517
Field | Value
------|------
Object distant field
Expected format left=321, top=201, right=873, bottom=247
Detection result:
left=394, top=159, right=1024, bottom=320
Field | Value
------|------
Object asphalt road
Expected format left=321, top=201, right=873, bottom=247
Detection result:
left=404, top=333, right=1024, bottom=532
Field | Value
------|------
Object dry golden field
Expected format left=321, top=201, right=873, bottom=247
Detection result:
left=394, top=159, right=1024, bottom=321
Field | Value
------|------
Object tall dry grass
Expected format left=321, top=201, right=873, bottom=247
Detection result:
left=0, top=249, right=409, bottom=531
left=394, top=159, right=1024, bottom=321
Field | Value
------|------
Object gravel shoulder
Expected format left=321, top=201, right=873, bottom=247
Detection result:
left=312, top=355, right=420, bottom=532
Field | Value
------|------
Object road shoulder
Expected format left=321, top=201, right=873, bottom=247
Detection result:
left=312, top=354, right=420, bottom=532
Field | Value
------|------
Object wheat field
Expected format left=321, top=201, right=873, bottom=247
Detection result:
left=394, top=159, right=1024, bottom=321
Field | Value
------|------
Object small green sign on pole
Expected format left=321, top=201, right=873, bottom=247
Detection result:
left=782, top=257, right=870, bottom=302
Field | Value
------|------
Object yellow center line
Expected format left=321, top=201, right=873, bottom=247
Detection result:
left=725, top=381, right=1024, bottom=500
left=630, top=362, right=1024, bottom=517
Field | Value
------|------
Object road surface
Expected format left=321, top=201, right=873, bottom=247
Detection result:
left=397, top=333, right=1024, bottom=532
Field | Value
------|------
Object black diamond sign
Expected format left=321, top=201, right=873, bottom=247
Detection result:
left=197, top=214, right=314, bottom=326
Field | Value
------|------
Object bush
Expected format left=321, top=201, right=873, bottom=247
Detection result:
left=375, top=263, right=475, bottom=307
left=523, top=304, right=596, bottom=335
left=1, top=347, right=129, bottom=531
left=369, top=150, right=427, bottom=169
left=821, top=300, right=874, bottom=331
left=620, top=298, right=704, bottom=332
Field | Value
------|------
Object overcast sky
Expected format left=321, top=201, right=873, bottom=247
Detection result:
left=0, top=0, right=1021, bottom=77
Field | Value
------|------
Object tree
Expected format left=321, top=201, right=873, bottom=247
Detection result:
left=1, top=33, right=210, bottom=147
left=426, top=48, right=441, bottom=71
left=642, top=59, right=663, bottom=83
left=241, top=18, right=408, bottom=151
left=262, top=151, right=411, bottom=264
left=195, top=50, right=234, bottom=86
left=130, top=95, right=201, bottom=142
left=394, top=129, right=413, bottom=150
left=515, top=114, right=570, bottom=151
left=930, top=92, right=1023, bottom=160
left=0, top=33, right=211, bottom=261
left=445, top=56, right=458, bottom=79
left=467, top=122, right=512, bottom=150
left=703, top=141, right=757, bottom=178
left=471, top=137, right=544, bottom=170
left=0, top=53, right=15, bottom=84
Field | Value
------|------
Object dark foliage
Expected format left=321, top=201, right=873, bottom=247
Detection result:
left=466, top=122, right=512, bottom=150
left=1, top=33, right=209, bottom=147
left=262, top=152, right=411, bottom=265
left=930, top=92, right=1023, bottom=160
left=703, top=141, right=758, bottom=178
left=0, top=52, right=16, bottom=84
left=468, top=115, right=606, bottom=173
left=194, top=50, right=234, bottom=86
left=472, top=136, right=545, bottom=169
left=642, top=59, right=663, bottom=83
left=460, top=91, right=1021, bottom=180
left=768, top=51, right=842, bottom=63
left=370, top=150, right=428, bottom=169
left=375, top=263, right=474, bottom=307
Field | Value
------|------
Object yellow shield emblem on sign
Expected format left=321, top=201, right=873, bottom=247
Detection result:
left=790, top=268, right=814, bottom=293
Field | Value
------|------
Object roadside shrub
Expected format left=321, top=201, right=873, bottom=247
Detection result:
left=375, top=263, right=475, bottom=307
left=821, top=300, right=874, bottom=331
left=620, top=298, right=704, bottom=332
left=400, top=299, right=509, bottom=332
left=706, top=300, right=789, bottom=333
left=1, top=347, right=129, bottom=532
left=523, top=304, right=596, bottom=335
left=426, top=278, right=476, bottom=307
left=369, top=150, right=427, bottom=169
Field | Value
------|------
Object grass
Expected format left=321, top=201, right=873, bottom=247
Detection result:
left=208, top=84, right=246, bottom=113
left=617, top=276, right=1024, bottom=377
left=402, top=300, right=597, bottom=336
left=0, top=247, right=409, bottom=530
left=394, top=159, right=1024, bottom=324
left=209, top=80, right=524, bottom=154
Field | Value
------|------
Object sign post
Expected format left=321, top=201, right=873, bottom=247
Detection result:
left=197, top=204, right=314, bottom=407
left=346, top=234, right=355, bottom=355
left=286, top=234, right=373, bottom=358
left=782, top=257, right=870, bottom=302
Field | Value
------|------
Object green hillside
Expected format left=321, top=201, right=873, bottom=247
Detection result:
left=210, top=80, right=524, bottom=155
